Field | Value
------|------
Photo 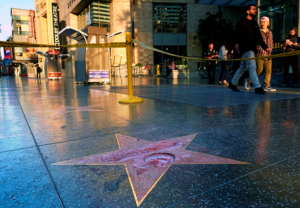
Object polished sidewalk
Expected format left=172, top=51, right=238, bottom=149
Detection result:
left=1, top=77, right=300, bottom=207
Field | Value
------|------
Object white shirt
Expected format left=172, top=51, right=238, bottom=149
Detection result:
left=218, top=45, right=228, bottom=60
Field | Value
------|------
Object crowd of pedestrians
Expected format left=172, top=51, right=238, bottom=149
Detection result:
left=204, top=4, right=300, bottom=94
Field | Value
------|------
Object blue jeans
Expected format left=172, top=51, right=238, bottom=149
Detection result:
left=232, top=51, right=261, bottom=88
left=37, top=72, right=41, bottom=79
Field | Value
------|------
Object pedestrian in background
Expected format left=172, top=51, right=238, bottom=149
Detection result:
left=232, top=43, right=242, bottom=77
left=218, top=39, right=231, bottom=85
left=281, top=27, right=300, bottom=87
left=36, top=65, right=42, bottom=79
left=145, top=63, right=151, bottom=75
left=167, top=59, right=175, bottom=78
left=204, top=43, right=218, bottom=84
left=8, top=67, right=12, bottom=77
left=245, top=16, right=275, bottom=91
left=229, top=4, right=271, bottom=94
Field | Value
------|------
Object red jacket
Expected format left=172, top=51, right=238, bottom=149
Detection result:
left=8, top=68, right=12, bottom=73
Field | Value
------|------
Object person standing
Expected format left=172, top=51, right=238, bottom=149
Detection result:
left=232, top=43, right=242, bottom=76
left=145, top=63, right=151, bottom=75
left=229, top=4, right=271, bottom=94
left=166, top=59, right=175, bottom=78
left=245, top=16, right=275, bottom=91
left=36, top=65, right=42, bottom=79
left=218, top=39, right=231, bottom=85
left=281, top=27, right=300, bottom=87
left=8, top=67, right=12, bottom=77
left=204, top=43, right=218, bottom=84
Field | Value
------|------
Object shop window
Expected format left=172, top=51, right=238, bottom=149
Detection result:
left=36, top=5, right=39, bottom=13
left=153, top=4, right=186, bottom=34
left=153, top=3, right=187, bottom=65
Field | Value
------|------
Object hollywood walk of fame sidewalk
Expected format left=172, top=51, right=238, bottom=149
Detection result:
left=0, top=77, right=300, bottom=207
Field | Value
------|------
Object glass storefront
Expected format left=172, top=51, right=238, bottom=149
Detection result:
left=153, top=3, right=187, bottom=65
left=260, top=0, right=298, bottom=70
left=77, top=1, right=111, bottom=32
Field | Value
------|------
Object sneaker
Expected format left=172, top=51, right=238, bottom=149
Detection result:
left=244, top=79, right=250, bottom=90
left=292, top=83, right=298, bottom=88
left=255, top=87, right=267, bottom=94
left=228, top=82, right=240, bottom=92
left=280, top=83, right=288, bottom=87
left=264, top=86, right=276, bottom=91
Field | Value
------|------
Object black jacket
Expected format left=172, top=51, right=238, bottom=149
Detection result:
left=233, top=17, right=268, bottom=54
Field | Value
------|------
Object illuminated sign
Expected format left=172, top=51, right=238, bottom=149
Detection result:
left=89, top=70, right=109, bottom=79
left=48, top=50, right=59, bottom=55
left=52, top=3, right=60, bottom=52
left=49, top=72, right=61, bottom=78
left=4, top=47, right=11, bottom=59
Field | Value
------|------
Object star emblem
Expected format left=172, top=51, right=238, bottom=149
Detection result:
left=36, top=105, right=101, bottom=117
left=53, top=134, right=248, bottom=206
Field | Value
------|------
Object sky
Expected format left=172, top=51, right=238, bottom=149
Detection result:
left=0, top=0, right=34, bottom=58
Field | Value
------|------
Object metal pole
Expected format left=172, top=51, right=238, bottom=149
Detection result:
left=119, top=32, right=143, bottom=103
left=126, top=32, right=133, bottom=97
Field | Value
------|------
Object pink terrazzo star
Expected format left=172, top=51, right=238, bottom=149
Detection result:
left=53, top=134, right=248, bottom=206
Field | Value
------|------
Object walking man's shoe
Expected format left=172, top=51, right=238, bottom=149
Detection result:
left=292, top=83, right=298, bottom=88
left=255, top=87, right=266, bottom=94
left=264, top=86, right=276, bottom=91
left=229, top=82, right=240, bottom=92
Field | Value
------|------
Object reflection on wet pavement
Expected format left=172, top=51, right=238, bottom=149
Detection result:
left=1, top=76, right=300, bottom=207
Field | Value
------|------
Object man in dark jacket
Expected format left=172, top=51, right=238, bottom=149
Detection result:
left=36, top=65, right=42, bottom=79
left=204, top=43, right=218, bottom=84
left=229, top=4, right=271, bottom=94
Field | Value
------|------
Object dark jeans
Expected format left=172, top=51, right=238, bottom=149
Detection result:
left=166, top=68, right=172, bottom=77
left=232, top=61, right=241, bottom=77
left=206, top=63, right=216, bottom=82
left=9, top=73, right=12, bottom=77
left=37, top=72, right=41, bottom=79
left=219, top=61, right=229, bottom=82
left=282, top=56, right=299, bottom=84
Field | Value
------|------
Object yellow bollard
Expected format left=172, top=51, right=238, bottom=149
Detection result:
left=119, top=32, right=143, bottom=104
left=156, top=65, right=161, bottom=75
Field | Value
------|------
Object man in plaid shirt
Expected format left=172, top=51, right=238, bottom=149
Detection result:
left=246, top=16, right=275, bottom=91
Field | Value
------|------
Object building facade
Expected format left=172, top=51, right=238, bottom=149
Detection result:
left=56, top=0, right=247, bottom=77
left=35, top=0, right=62, bottom=77
left=30, top=0, right=299, bottom=78
left=11, top=8, right=38, bottom=75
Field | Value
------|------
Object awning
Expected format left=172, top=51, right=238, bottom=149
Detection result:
left=195, top=0, right=255, bottom=6
left=35, top=51, right=47, bottom=57
left=59, top=26, right=88, bottom=43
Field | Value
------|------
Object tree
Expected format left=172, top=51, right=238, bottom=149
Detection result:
left=194, top=12, right=235, bottom=53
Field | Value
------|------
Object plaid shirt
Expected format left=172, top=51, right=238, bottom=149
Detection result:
left=256, top=29, right=273, bottom=58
